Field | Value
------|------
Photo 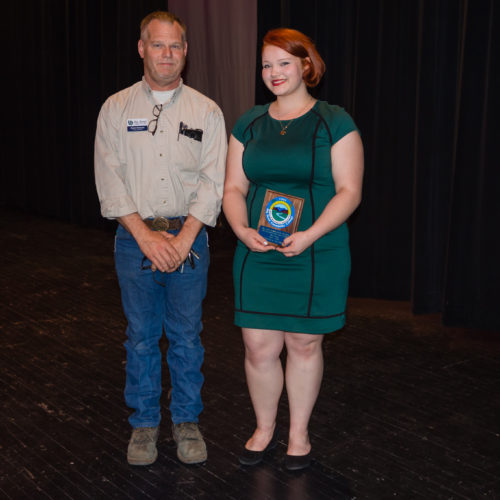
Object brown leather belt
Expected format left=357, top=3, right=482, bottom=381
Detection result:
left=143, top=217, right=182, bottom=231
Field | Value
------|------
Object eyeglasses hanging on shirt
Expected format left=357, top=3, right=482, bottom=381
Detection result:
left=148, top=104, right=163, bottom=136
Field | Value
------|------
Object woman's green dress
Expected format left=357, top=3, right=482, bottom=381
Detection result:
left=232, top=101, right=358, bottom=334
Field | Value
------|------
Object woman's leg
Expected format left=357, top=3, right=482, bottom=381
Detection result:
left=242, top=328, right=285, bottom=451
left=284, top=332, right=324, bottom=455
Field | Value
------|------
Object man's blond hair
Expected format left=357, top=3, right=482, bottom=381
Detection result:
left=140, top=11, right=187, bottom=43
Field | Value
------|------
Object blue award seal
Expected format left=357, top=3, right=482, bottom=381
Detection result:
left=265, top=196, right=295, bottom=229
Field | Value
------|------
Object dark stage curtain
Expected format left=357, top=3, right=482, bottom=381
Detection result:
left=256, top=0, right=499, bottom=330
left=3, top=0, right=168, bottom=229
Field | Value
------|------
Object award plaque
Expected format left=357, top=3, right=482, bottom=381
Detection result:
left=257, top=189, right=304, bottom=246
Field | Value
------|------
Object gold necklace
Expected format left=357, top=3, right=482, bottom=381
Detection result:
left=276, top=98, right=314, bottom=136
left=278, top=120, right=293, bottom=135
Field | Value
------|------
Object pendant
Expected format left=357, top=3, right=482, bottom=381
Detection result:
left=280, top=129, right=286, bottom=135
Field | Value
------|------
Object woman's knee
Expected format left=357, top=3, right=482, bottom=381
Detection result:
left=243, top=329, right=283, bottom=365
left=285, top=333, right=323, bottom=359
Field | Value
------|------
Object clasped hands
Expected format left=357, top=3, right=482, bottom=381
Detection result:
left=239, top=227, right=312, bottom=257
left=139, top=230, right=192, bottom=273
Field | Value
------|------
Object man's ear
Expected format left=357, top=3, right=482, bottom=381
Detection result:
left=138, top=39, right=145, bottom=59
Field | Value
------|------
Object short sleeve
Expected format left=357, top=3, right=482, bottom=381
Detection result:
left=325, top=105, right=359, bottom=145
left=323, top=104, right=359, bottom=146
left=231, top=114, right=247, bottom=143
left=231, top=105, right=269, bottom=144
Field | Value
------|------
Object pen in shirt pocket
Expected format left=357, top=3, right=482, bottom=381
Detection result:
left=178, top=121, right=203, bottom=142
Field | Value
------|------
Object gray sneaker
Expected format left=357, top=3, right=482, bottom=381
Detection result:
left=127, top=426, right=159, bottom=465
left=172, top=422, right=207, bottom=464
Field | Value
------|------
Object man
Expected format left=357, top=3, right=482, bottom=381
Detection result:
left=94, top=11, right=227, bottom=466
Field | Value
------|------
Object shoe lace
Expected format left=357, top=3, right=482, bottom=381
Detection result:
left=132, top=427, right=156, bottom=444
left=176, top=422, right=201, bottom=440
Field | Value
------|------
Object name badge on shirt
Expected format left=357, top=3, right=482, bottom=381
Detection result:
left=127, top=118, right=148, bottom=132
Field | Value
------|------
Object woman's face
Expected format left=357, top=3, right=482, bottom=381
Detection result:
left=261, top=44, right=306, bottom=97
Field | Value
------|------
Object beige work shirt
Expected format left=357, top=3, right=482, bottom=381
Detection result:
left=94, top=78, right=227, bottom=227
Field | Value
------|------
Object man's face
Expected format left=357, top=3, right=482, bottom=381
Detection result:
left=138, top=19, right=187, bottom=91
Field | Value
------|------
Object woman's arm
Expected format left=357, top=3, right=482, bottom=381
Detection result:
left=222, top=135, right=274, bottom=252
left=277, top=130, right=364, bottom=257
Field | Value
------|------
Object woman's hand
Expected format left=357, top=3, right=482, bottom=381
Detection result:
left=239, top=227, right=275, bottom=253
left=275, top=231, right=314, bottom=257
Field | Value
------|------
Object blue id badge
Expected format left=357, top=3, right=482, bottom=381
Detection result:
left=127, top=118, right=148, bottom=132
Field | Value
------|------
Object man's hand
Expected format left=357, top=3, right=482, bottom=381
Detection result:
left=138, top=230, right=183, bottom=272
left=162, top=214, right=204, bottom=271
left=118, top=213, right=204, bottom=273
left=149, top=231, right=192, bottom=272
left=117, top=213, right=183, bottom=272
left=163, top=231, right=193, bottom=265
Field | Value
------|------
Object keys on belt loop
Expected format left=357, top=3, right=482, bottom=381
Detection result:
left=141, top=248, right=199, bottom=275
left=178, top=248, right=200, bottom=273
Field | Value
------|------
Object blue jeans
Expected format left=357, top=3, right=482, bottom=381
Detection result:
left=114, top=223, right=209, bottom=428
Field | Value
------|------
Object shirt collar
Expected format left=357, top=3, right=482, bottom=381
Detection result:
left=141, top=77, right=183, bottom=106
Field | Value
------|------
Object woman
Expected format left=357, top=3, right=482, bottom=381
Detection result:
left=222, top=28, right=364, bottom=470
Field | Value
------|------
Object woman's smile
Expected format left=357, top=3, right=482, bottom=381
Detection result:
left=271, top=79, right=286, bottom=87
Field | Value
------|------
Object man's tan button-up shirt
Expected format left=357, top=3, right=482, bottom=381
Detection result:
left=95, top=78, right=227, bottom=227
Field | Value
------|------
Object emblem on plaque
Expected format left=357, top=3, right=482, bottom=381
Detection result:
left=257, top=189, right=304, bottom=246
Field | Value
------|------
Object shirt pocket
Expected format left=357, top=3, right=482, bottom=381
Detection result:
left=176, top=134, right=202, bottom=171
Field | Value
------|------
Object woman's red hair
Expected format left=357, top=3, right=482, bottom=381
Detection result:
left=262, top=28, right=325, bottom=87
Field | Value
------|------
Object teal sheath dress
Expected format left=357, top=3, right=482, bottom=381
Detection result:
left=232, top=101, right=358, bottom=334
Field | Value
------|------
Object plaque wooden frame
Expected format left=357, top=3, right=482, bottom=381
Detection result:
left=257, top=189, right=304, bottom=246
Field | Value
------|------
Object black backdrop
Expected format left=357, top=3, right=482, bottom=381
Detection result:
left=2, top=0, right=499, bottom=331
left=3, top=0, right=165, bottom=229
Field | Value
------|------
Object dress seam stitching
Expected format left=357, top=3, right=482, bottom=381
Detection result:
left=235, top=309, right=345, bottom=319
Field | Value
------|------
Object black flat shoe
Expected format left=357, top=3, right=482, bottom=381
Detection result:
left=238, top=427, right=279, bottom=466
left=285, top=451, right=312, bottom=471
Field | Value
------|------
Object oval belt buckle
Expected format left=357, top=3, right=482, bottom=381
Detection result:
left=151, top=216, right=170, bottom=231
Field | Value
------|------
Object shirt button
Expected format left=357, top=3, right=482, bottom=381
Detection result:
left=159, top=153, right=163, bottom=157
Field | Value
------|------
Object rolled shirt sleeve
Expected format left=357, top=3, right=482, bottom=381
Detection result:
left=188, top=105, right=227, bottom=227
